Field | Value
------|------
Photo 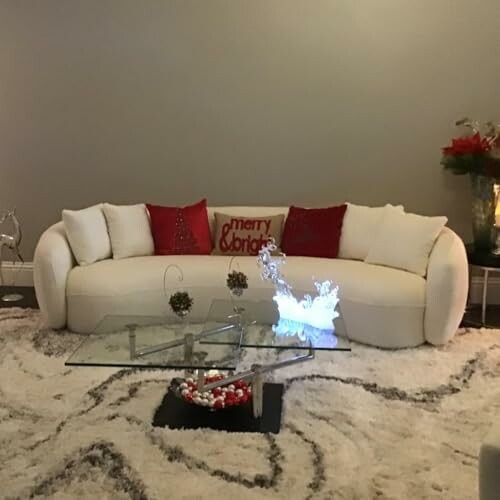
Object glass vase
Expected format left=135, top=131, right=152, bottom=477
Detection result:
left=470, top=172, right=498, bottom=251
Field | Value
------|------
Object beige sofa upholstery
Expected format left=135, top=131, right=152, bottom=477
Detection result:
left=33, top=206, right=468, bottom=348
left=480, top=422, right=500, bottom=500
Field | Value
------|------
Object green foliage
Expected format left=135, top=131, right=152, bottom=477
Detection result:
left=441, top=154, right=500, bottom=178
left=440, top=153, right=487, bottom=175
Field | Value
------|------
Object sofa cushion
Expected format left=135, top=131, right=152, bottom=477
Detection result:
left=338, top=203, right=404, bottom=260
left=365, top=210, right=448, bottom=276
left=62, top=204, right=111, bottom=266
left=66, top=255, right=426, bottom=347
left=103, top=203, right=154, bottom=260
left=281, top=204, right=347, bottom=258
left=67, top=255, right=423, bottom=305
left=146, top=199, right=212, bottom=255
left=212, top=212, right=284, bottom=256
left=207, top=207, right=289, bottom=239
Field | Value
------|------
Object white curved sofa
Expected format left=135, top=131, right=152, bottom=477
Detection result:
left=33, top=206, right=468, bottom=348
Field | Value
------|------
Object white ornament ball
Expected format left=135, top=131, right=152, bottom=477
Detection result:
left=193, top=397, right=202, bottom=405
left=180, top=382, right=188, bottom=389
left=181, top=389, right=190, bottom=396
left=192, top=390, right=199, bottom=397
left=228, top=384, right=235, bottom=390
left=186, top=377, right=194, bottom=383
left=222, top=387, right=228, bottom=393
left=202, top=392, right=210, bottom=399
left=235, top=389, right=243, bottom=397
left=208, top=400, right=215, bottom=408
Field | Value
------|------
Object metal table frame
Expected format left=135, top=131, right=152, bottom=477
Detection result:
left=125, top=314, right=319, bottom=418
left=468, top=264, right=500, bottom=326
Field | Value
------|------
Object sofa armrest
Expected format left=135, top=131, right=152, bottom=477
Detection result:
left=424, top=227, right=468, bottom=345
left=33, top=222, right=75, bottom=329
left=480, top=422, right=500, bottom=500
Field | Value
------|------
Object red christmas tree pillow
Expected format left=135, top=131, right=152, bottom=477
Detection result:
left=281, top=204, right=347, bottom=258
left=146, top=199, right=212, bottom=255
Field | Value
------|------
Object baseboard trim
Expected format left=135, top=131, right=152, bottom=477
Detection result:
left=4, top=263, right=500, bottom=304
left=1, top=261, right=34, bottom=287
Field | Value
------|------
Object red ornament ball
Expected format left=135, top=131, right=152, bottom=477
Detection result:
left=178, top=374, right=251, bottom=410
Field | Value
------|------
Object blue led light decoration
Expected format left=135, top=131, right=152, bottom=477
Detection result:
left=257, top=239, right=340, bottom=342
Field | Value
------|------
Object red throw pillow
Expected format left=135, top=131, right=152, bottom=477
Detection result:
left=146, top=199, right=212, bottom=255
left=281, top=204, right=347, bottom=258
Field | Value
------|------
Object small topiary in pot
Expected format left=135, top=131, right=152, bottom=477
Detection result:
left=226, top=270, right=248, bottom=296
left=169, top=291, right=194, bottom=318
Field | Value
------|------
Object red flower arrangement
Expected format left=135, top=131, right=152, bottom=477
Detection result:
left=442, top=132, right=493, bottom=156
left=441, top=119, right=500, bottom=177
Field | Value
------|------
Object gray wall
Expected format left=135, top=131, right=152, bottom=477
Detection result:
left=1, top=0, right=499, bottom=260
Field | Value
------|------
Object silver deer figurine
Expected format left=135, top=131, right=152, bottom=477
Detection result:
left=0, top=209, right=23, bottom=287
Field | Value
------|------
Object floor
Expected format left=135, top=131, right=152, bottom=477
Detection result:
left=462, top=304, right=500, bottom=329
left=2, top=286, right=500, bottom=329
left=0, top=286, right=38, bottom=309
left=3, top=309, right=495, bottom=499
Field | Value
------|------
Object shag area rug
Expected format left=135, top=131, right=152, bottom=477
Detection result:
left=1, top=308, right=500, bottom=500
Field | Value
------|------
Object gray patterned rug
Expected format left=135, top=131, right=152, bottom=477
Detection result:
left=1, top=308, right=499, bottom=499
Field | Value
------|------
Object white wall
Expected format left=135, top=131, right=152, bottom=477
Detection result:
left=1, top=0, right=500, bottom=259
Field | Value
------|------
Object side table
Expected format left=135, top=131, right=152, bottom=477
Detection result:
left=466, top=244, right=500, bottom=326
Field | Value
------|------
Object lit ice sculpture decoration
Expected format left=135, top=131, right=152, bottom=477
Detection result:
left=257, top=239, right=340, bottom=343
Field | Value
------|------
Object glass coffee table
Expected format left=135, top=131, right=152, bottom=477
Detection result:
left=66, top=299, right=350, bottom=433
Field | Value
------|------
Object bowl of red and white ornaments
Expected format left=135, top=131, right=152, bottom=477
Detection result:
left=176, top=374, right=252, bottom=410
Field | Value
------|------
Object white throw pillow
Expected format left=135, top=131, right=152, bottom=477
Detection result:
left=338, top=203, right=404, bottom=260
left=365, top=210, right=448, bottom=276
left=62, top=204, right=111, bottom=266
left=103, top=203, right=154, bottom=259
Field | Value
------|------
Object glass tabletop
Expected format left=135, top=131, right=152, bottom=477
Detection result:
left=65, top=315, right=240, bottom=370
left=201, top=299, right=350, bottom=351
left=65, top=291, right=350, bottom=370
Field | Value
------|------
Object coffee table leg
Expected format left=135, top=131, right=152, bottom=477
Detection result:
left=482, top=268, right=489, bottom=326
left=197, top=369, right=205, bottom=392
left=126, top=324, right=137, bottom=360
left=183, top=333, right=194, bottom=378
left=251, top=364, right=264, bottom=418
left=197, top=347, right=316, bottom=420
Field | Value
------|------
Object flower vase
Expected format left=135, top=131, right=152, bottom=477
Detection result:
left=173, top=309, right=190, bottom=336
left=470, top=173, right=498, bottom=252
left=226, top=258, right=249, bottom=317
left=229, top=288, right=246, bottom=316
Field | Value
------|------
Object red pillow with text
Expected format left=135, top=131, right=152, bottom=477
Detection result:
left=281, top=204, right=347, bottom=258
left=146, top=199, right=212, bottom=255
left=212, top=212, right=285, bottom=255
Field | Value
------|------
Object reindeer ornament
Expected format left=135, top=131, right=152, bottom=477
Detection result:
left=0, top=209, right=24, bottom=302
